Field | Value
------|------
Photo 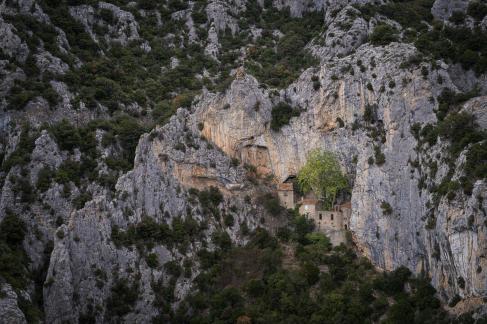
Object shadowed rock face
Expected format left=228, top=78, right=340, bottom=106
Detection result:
left=194, top=42, right=487, bottom=302
left=432, top=0, right=470, bottom=21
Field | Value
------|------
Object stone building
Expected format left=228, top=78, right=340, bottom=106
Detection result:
left=299, top=198, right=351, bottom=245
left=302, top=201, right=352, bottom=232
left=277, top=181, right=297, bottom=209
left=277, top=182, right=351, bottom=245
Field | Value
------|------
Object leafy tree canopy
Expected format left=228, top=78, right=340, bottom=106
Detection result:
left=297, top=149, right=348, bottom=209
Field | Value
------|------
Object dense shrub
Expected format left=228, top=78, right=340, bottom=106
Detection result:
left=37, top=166, right=54, bottom=192
left=467, top=1, right=487, bottom=20
left=380, top=201, right=393, bottom=215
left=370, top=24, right=398, bottom=45
left=260, top=193, right=282, bottom=216
left=0, top=211, right=26, bottom=246
left=0, top=211, right=29, bottom=289
left=364, top=104, right=378, bottom=123
left=374, top=146, right=386, bottom=166
left=49, top=119, right=82, bottom=152
left=105, top=278, right=139, bottom=319
left=176, top=211, right=451, bottom=323
left=243, top=8, right=321, bottom=88
left=436, top=112, right=483, bottom=155
left=465, top=142, right=487, bottom=180
left=270, top=102, right=300, bottom=131
left=374, top=266, right=411, bottom=296
left=1, top=125, right=37, bottom=172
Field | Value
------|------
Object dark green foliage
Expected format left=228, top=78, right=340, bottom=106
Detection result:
left=10, top=174, right=35, bottom=203
left=55, top=160, right=82, bottom=185
left=2, top=125, right=37, bottom=172
left=370, top=24, right=398, bottom=45
left=56, top=229, right=64, bottom=239
left=415, top=25, right=487, bottom=75
left=98, top=8, right=115, bottom=24
left=36, top=166, right=54, bottom=192
left=437, top=88, right=478, bottom=121
left=358, top=0, right=487, bottom=75
left=410, top=123, right=422, bottom=140
left=195, top=186, right=223, bottom=219
left=105, top=278, right=139, bottom=319
left=270, top=102, right=300, bottom=131
left=164, top=261, right=182, bottom=277
left=17, top=294, right=42, bottom=323
left=0, top=211, right=26, bottom=246
left=7, top=78, right=60, bottom=110
left=73, top=192, right=92, bottom=210
left=177, top=212, right=450, bottom=324
left=0, top=211, right=29, bottom=289
left=363, top=104, right=377, bottom=123
left=111, top=214, right=204, bottom=251
left=243, top=8, right=321, bottom=88
left=224, top=213, right=235, bottom=227
left=465, top=142, right=487, bottom=181
left=358, top=0, right=434, bottom=31
left=46, top=116, right=145, bottom=189
left=449, top=11, right=466, bottom=25
left=374, top=266, right=411, bottom=296
left=212, top=231, right=232, bottom=251
left=374, top=146, right=385, bottom=166
left=260, top=193, right=283, bottom=216
left=49, top=119, right=82, bottom=152
left=192, top=10, right=207, bottom=24
left=414, top=90, right=486, bottom=199
left=380, top=201, right=393, bottom=215
left=292, top=215, right=315, bottom=245
left=436, top=112, right=484, bottom=155
left=467, top=1, right=487, bottom=21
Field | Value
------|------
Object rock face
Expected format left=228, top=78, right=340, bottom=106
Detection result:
left=1, top=0, right=486, bottom=321
left=0, top=284, right=27, bottom=324
left=309, top=5, right=370, bottom=60
left=432, top=0, right=470, bottom=20
left=43, top=109, right=279, bottom=323
left=69, top=2, right=140, bottom=45
left=194, top=42, right=487, bottom=302
left=0, top=17, right=29, bottom=63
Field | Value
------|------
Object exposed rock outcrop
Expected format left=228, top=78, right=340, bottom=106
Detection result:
left=0, top=17, right=29, bottom=63
left=0, top=284, right=27, bottom=324
left=1, top=0, right=486, bottom=321
left=43, top=109, right=280, bottom=322
left=432, top=0, right=470, bottom=21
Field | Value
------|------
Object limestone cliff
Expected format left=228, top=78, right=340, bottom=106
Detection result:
left=194, top=42, right=487, bottom=304
left=42, top=109, right=280, bottom=323
left=0, top=0, right=486, bottom=321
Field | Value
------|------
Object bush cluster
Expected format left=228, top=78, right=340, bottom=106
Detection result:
left=168, top=213, right=452, bottom=324
left=270, top=102, right=300, bottom=131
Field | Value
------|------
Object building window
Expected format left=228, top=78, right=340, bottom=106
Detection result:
left=344, top=224, right=348, bottom=230
left=319, top=213, right=322, bottom=220
left=331, top=214, right=334, bottom=220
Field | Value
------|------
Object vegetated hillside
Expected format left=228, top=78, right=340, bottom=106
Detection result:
left=0, top=0, right=486, bottom=322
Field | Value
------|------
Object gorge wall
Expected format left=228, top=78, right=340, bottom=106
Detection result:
left=194, top=43, right=487, bottom=303
left=0, top=0, right=486, bottom=322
